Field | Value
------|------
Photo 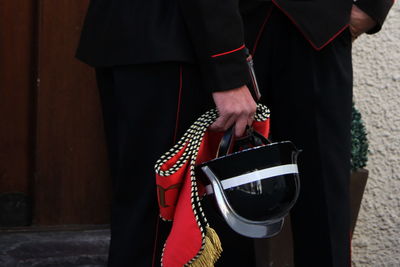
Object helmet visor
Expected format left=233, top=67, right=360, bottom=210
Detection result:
left=199, top=141, right=300, bottom=237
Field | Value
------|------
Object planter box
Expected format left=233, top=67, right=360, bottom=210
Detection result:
left=349, top=168, right=369, bottom=235
left=255, top=215, right=294, bottom=267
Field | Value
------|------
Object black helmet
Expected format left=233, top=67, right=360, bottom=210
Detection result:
left=197, top=127, right=300, bottom=238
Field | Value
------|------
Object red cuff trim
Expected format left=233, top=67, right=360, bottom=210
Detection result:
left=211, top=44, right=246, bottom=58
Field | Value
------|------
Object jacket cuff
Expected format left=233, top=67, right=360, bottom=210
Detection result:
left=354, top=0, right=393, bottom=34
left=200, top=46, right=251, bottom=92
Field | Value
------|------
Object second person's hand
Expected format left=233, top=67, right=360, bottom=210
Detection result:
left=349, top=4, right=376, bottom=41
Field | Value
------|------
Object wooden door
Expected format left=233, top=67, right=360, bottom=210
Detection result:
left=34, top=0, right=111, bottom=225
left=0, top=0, right=37, bottom=227
left=0, top=0, right=111, bottom=227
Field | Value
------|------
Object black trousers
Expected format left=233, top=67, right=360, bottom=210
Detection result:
left=95, top=5, right=352, bottom=267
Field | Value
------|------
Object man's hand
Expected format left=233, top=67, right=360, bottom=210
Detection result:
left=210, top=85, right=257, bottom=137
left=350, top=4, right=377, bottom=41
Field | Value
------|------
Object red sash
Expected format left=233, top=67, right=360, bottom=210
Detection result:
left=155, top=107, right=270, bottom=266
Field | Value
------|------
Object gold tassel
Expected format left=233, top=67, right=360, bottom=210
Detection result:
left=189, top=226, right=223, bottom=267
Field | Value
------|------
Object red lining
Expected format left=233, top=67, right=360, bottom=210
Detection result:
left=272, top=0, right=349, bottom=51
left=252, top=6, right=274, bottom=56
left=152, top=65, right=184, bottom=267
left=173, top=65, right=183, bottom=142
left=211, top=44, right=246, bottom=58
left=151, top=217, right=160, bottom=267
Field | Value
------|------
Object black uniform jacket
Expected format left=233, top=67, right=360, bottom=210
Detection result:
left=76, top=0, right=393, bottom=92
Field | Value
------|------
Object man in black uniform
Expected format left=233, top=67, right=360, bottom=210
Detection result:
left=76, top=0, right=393, bottom=266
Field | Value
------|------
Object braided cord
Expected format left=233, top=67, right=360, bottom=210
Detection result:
left=156, top=104, right=270, bottom=266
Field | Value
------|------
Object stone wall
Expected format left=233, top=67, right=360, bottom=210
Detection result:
left=352, top=3, right=400, bottom=266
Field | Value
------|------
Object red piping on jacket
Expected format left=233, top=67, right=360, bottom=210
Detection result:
left=211, top=44, right=246, bottom=58
left=271, top=0, right=349, bottom=51
left=252, top=6, right=274, bottom=56
left=173, top=65, right=184, bottom=142
left=151, top=216, right=160, bottom=267
left=151, top=65, right=184, bottom=267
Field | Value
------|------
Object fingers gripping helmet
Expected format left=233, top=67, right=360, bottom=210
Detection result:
left=197, top=128, right=300, bottom=238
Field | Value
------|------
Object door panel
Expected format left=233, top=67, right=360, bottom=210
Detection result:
left=34, top=0, right=111, bottom=225
left=0, top=0, right=36, bottom=194
left=0, top=1, right=37, bottom=226
left=1, top=0, right=112, bottom=227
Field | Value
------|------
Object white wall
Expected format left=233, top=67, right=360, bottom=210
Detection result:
left=352, top=2, right=400, bottom=266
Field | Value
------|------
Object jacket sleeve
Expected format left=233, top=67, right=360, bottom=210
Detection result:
left=178, top=0, right=251, bottom=92
left=353, top=0, right=394, bottom=34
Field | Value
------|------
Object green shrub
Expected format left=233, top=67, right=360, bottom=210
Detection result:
left=351, top=104, right=369, bottom=170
